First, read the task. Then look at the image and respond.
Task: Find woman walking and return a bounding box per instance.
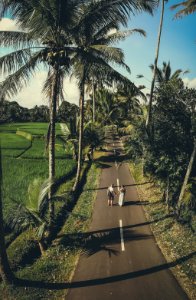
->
[118,185,126,207]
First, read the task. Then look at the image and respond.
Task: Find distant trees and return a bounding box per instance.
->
[29,105,49,122]
[86,84,143,129]
[0,100,78,124]
[149,61,187,85]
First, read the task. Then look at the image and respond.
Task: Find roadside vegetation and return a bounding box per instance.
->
[1,163,100,300]
[130,161,196,300]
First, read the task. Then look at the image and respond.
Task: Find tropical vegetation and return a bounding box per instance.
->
[0,0,195,299]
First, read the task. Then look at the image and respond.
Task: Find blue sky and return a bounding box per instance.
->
[0,0,195,107]
[117,0,196,92]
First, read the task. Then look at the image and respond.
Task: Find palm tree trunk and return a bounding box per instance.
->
[146,0,165,132]
[165,175,170,210]
[92,77,95,123]
[0,148,15,284]
[177,140,196,215]
[48,66,59,226]
[73,84,85,191]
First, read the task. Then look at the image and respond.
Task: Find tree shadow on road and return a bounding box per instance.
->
[123,200,150,206]
[58,228,152,258]
[13,251,195,290]
[83,182,151,192]
[56,214,173,245]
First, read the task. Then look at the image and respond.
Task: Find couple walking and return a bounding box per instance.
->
[107,184,126,207]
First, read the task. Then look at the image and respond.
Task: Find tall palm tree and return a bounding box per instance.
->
[0,0,157,197]
[0,147,15,284]
[171,0,196,18]
[0,0,83,225]
[114,83,145,125]
[149,61,188,84]
[70,0,153,190]
[72,21,146,190]
[146,0,168,133]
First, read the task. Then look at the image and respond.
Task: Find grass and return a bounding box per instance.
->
[1,163,101,300]
[1,122,76,226]
[2,156,76,221]
[129,161,196,300]
[1,132,31,157]
[0,122,62,136]
[20,137,66,159]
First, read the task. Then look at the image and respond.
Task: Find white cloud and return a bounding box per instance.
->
[0,18,20,31]
[1,70,80,108]
[10,71,80,108]
[183,77,196,89]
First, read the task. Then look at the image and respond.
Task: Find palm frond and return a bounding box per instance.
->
[0,50,44,98]
[38,178,53,213]
[60,122,70,139]
[171,0,196,18]
[77,0,156,37]
[0,30,39,49]
[28,178,44,211]
[0,48,32,74]
[36,222,47,240]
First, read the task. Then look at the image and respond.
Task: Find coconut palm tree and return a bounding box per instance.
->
[0,147,15,284]
[71,0,149,190]
[0,0,85,226]
[149,61,188,85]
[146,0,168,133]
[0,0,157,201]
[114,83,145,120]
[171,0,196,18]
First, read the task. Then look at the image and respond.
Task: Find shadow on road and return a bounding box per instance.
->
[58,228,152,258]
[13,251,195,290]
[56,214,173,245]
[83,182,152,192]
[60,181,152,194]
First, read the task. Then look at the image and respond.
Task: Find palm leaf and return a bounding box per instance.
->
[0,50,44,98]
[0,30,39,49]
[96,28,146,45]
[36,222,47,240]
[0,48,33,74]
[171,0,196,18]
[38,178,53,214]
[60,123,70,139]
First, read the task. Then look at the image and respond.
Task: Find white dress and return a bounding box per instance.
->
[119,192,125,206]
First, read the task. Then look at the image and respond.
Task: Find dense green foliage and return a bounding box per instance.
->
[0,100,78,124]
[125,78,196,225]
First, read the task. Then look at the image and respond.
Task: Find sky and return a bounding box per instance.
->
[0,0,195,108]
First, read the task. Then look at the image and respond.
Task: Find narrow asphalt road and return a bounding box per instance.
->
[66,135,189,300]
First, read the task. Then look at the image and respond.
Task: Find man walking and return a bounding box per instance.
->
[107,184,116,206]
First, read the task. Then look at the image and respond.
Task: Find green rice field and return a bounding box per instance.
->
[0,122,76,221]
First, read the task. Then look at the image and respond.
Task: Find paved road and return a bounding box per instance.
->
[66,136,188,300]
